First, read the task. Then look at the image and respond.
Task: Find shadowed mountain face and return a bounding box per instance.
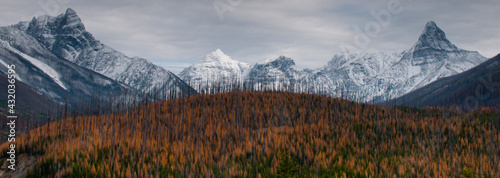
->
[0,73,54,113]
[5,8,488,104]
[12,8,196,97]
[305,21,486,102]
[387,54,500,111]
[0,26,132,104]
[246,56,312,91]
[411,21,459,65]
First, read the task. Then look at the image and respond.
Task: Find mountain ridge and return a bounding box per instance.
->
[375,21,487,101]
[12,8,196,97]
[385,53,500,110]
[0,26,133,104]
[6,9,489,103]
[179,49,250,92]
[180,21,487,102]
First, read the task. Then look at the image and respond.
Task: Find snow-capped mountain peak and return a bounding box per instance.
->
[13,8,93,62]
[11,8,195,96]
[203,49,237,63]
[405,21,464,66]
[179,49,250,91]
[256,56,296,70]
[371,21,487,102]
[256,57,277,65]
[198,49,250,70]
[414,21,458,52]
[178,21,486,101]
[19,8,85,33]
[64,8,78,16]
[246,56,312,91]
[0,26,132,104]
[61,8,84,29]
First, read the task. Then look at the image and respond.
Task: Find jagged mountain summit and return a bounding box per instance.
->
[180,21,487,102]
[307,21,486,102]
[246,56,312,91]
[387,54,500,110]
[180,50,313,92]
[372,21,486,102]
[307,51,401,99]
[0,26,132,104]
[12,8,195,97]
[179,49,250,92]
[413,21,459,56]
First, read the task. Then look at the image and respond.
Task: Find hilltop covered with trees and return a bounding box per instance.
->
[1,91,499,177]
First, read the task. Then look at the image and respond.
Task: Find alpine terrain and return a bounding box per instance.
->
[11,8,195,97]
[0,26,132,104]
[387,54,500,110]
[370,21,487,102]
[179,49,250,92]
[312,21,486,102]
[180,21,487,102]
[246,56,312,91]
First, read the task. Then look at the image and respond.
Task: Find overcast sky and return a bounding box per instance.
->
[1,0,499,74]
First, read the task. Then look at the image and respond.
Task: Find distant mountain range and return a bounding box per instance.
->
[371,21,486,102]
[0,26,131,104]
[10,8,195,97]
[246,56,312,91]
[0,8,494,109]
[180,21,487,102]
[386,54,500,110]
[0,8,196,106]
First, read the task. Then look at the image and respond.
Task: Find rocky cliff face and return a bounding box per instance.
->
[12,8,195,97]
[246,56,312,91]
[178,49,250,92]
[180,21,487,102]
[0,26,132,104]
[371,21,486,102]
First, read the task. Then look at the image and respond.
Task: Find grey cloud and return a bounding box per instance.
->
[1,0,499,74]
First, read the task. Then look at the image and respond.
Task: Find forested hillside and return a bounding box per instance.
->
[1,91,499,177]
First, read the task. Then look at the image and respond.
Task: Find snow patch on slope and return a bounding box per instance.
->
[0,59,22,81]
[1,40,67,90]
[179,49,251,91]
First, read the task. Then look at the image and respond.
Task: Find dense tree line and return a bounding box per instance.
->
[0,91,499,177]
